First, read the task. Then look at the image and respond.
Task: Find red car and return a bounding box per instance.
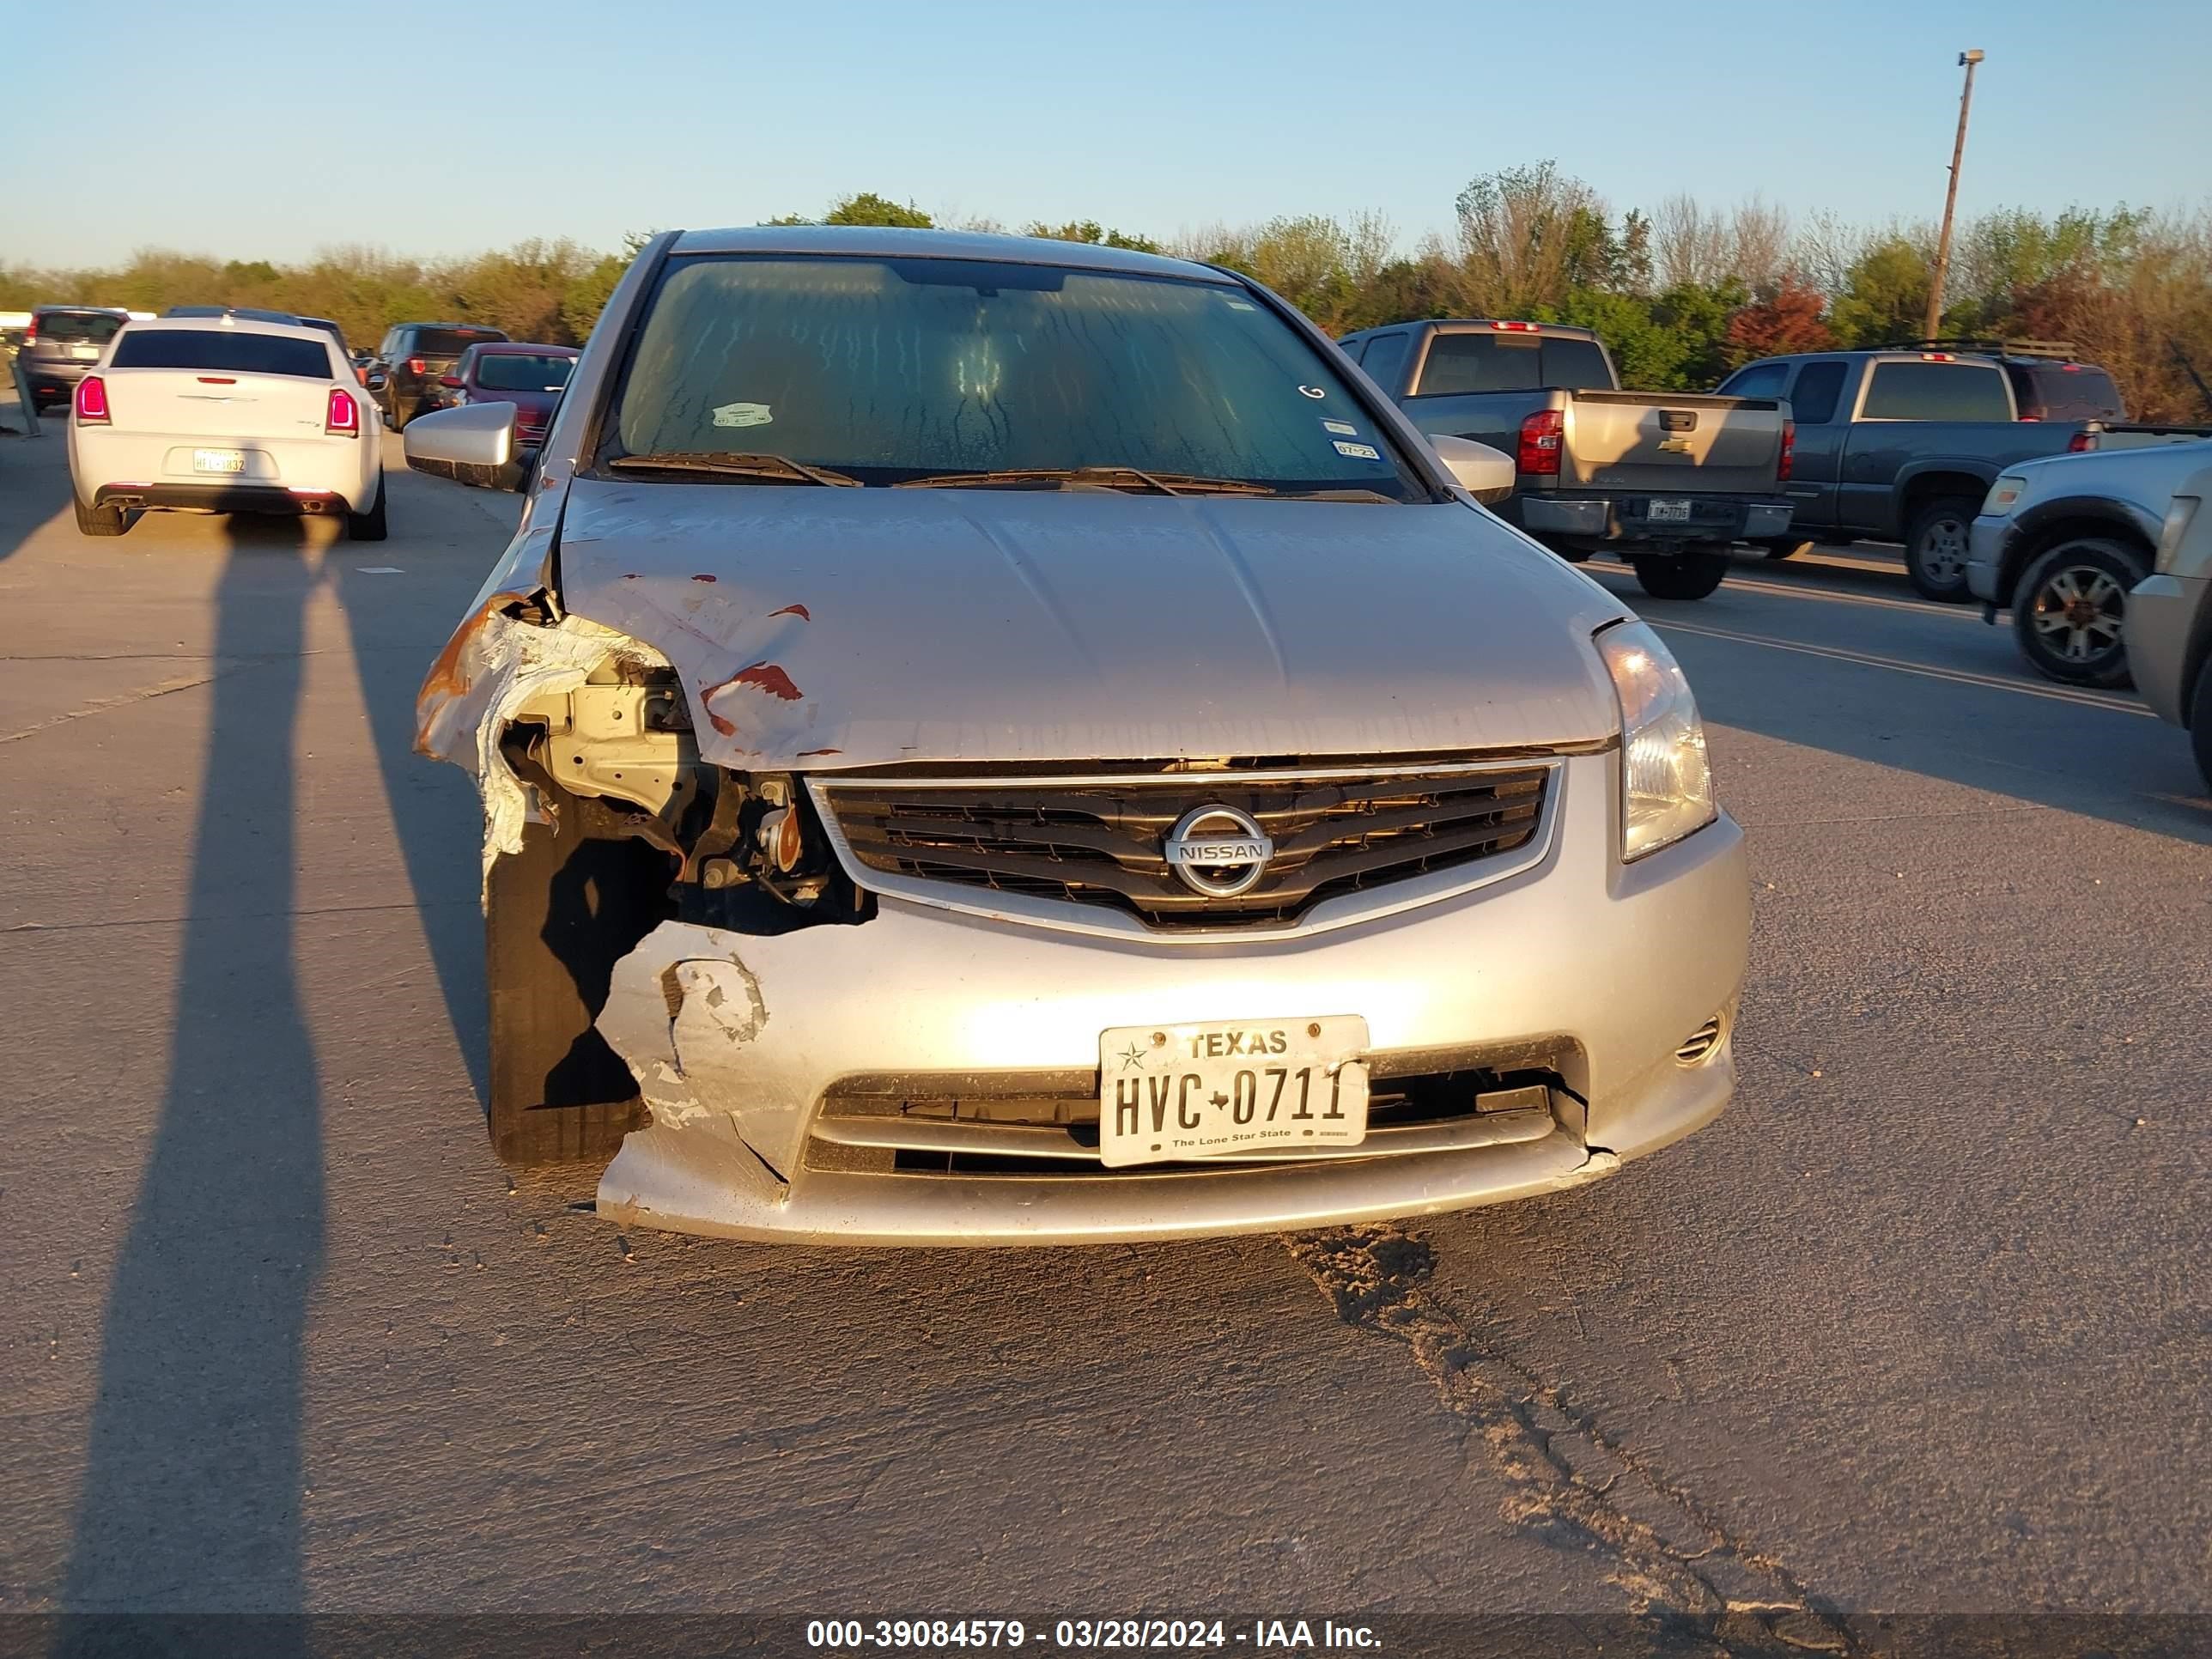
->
[423,342,579,449]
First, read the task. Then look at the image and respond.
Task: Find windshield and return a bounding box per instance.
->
[475,353,574,392]
[40,311,126,345]
[605,255,1425,496]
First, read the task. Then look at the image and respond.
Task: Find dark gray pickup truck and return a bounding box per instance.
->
[1341,319,1794,600]
[1713,347,2135,600]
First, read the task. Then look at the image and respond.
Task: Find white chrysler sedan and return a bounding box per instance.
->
[67,313,386,539]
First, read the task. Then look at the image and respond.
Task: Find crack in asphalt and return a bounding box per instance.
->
[0,654,298,746]
[1284,1224,1862,1657]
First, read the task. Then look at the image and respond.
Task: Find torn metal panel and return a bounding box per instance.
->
[552,479,1633,773]
[420,601,682,891]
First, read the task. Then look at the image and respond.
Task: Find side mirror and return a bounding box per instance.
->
[1429,434,1516,505]
[404,402,526,490]
[440,374,464,389]
[363,369,388,392]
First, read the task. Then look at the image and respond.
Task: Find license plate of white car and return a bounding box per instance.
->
[1648,498,1692,522]
[192,449,246,474]
[1097,1016,1370,1168]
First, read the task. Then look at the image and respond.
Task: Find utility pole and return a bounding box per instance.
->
[1923,49,1984,340]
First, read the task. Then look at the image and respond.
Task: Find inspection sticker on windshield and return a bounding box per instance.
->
[1321,418,1359,436]
[712,402,773,428]
[1098,1016,1370,1168]
[1332,440,1382,461]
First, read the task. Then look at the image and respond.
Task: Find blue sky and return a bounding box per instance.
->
[8,0,2208,267]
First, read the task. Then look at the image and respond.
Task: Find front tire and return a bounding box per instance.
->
[1630,548,1731,600]
[74,495,130,537]
[347,472,389,541]
[1904,495,1979,601]
[484,792,675,1166]
[2012,536,2146,689]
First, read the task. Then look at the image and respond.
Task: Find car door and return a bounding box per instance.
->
[1838,356,2013,534]
[1777,359,1851,532]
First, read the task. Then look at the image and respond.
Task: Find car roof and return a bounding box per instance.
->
[35,304,130,317]
[666,223,1230,283]
[465,340,579,355]
[397,320,506,331]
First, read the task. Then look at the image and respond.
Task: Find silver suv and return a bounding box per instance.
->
[404,227,1750,1246]
[18,306,130,410]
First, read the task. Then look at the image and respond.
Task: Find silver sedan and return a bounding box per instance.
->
[404,226,1750,1246]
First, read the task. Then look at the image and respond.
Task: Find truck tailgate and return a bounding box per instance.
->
[1565,391,1786,493]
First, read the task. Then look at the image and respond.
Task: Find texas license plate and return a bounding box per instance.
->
[1097,1016,1370,1168]
[192,448,246,474]
[1647,498,1692,522]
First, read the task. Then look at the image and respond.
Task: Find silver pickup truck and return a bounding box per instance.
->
[1340,319,1794,600]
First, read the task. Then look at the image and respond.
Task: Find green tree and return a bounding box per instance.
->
[765,191,933,229]
[824,192,933,228]
[1829,238,1932,345]
[1024,220,1161,253]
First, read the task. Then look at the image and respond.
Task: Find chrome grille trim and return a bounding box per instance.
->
[808,757,1566,943]
[811,1105,1556,1164]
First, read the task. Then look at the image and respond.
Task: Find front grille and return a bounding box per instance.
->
[818,763,1551,930]
[805,1064,1569,1179]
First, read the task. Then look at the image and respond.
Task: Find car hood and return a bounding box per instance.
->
[2008,437,2212,507]
[550,479,1631,770]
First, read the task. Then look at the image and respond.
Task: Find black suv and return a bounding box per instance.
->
[370,322,508,430]
[19,306,131,409]
[1927,338,2126,422]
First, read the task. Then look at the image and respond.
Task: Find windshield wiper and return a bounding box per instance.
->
[893,466,1280,497]
[607,451,861,487]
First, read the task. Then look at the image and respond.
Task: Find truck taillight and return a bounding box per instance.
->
[1778,420,1795,483]
[75,375,111,424]
[326,387,360,436]
[1516,409,1564,475]
[407,356,426,375]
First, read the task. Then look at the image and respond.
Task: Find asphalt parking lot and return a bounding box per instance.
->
[1,417,2206,1646]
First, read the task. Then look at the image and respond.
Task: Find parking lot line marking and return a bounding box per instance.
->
[1647,617,2155,716]
[1589,563,1975,620]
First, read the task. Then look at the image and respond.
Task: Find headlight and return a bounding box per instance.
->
[1596,621,1715,861]
[2154,495,2200,574]
[1982,474,2029,517]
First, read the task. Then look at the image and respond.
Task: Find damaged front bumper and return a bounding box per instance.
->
[591,754,1750,1246]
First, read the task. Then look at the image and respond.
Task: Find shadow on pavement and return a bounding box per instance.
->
[0,404,66,564]
[334,530,492,1109]
[1605,565,2212,847]
[54,515,323,1647]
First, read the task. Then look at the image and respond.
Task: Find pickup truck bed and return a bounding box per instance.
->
[1340,319,1793,600]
